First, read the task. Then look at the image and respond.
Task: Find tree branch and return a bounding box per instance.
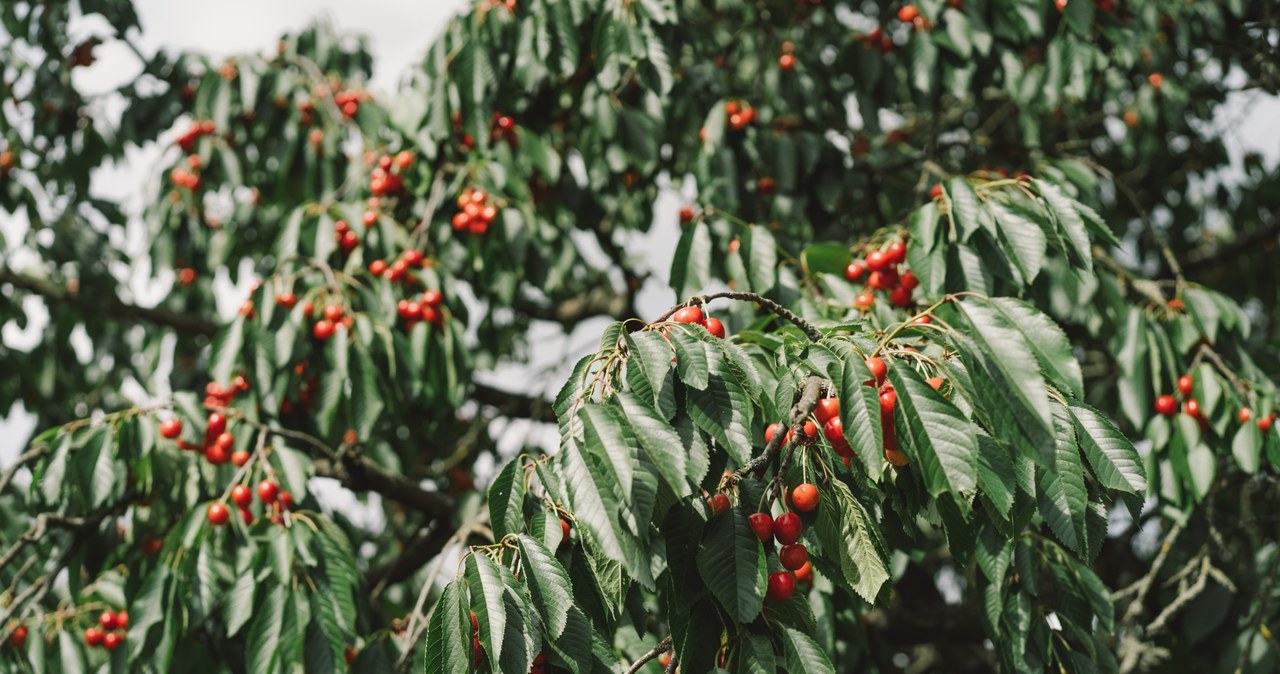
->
[1184,217,1280,275]
[654,291,824,342]
[471,383,554,422]
[624,636,672,674]
[0,267,219,337]
[512,283,632,327]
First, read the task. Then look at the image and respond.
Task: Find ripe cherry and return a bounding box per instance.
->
[1239,407,1252,424]
[1183,398,1201,417]
[207,502,230,526]
[673,306,704,324]
[313,320,336,340]
[898,5,920,23]
[748,513,774,543]
[421,290,444,308]
[276,292,297,308]
[794,561,814,584]
[100,611,118,631]
[823,416,847,445]
[774,512,803,545]
[470,611,479,634]
[160,418,182,439]
[704,317,726,339]
[402,249,424,266]
[679,206,694,223]
[369,260,387,277]
[845,261,866,281]
[231,485,252,508]
[766,571,796,601]
[890,286,913,308]
[473,637,484,667]
[117,611,129,630]
[103,632,123,651]
[1177,375,1194,396]
[1154,394,1177,417]
[764,423,785,445]
[279,491,294,510]
[710,493,731,514]
[779,54,796,70]
[207,412,227,437]
[855,293,875,310]
[868,270,895,290]
[779,544,809,571]
[887,241,907,264]
[865,357,888,384]
[8,625,26,649]
[865,250,890,271]
[258,480,280,504]
[1148,73,1164,89]
[930,184,943,200]
[345,646,357,665]
[885,447,910,466]
[205,443,230,465]
[1260,415,1275,433]
[323,305,343,322]
[1168,298,1184,311]
[791,484,819,512]
[900,270,919,291]
[85,627,104,647]
[239,506,253,525]
[926,376,944,391]
[879,389,897,416]
[231,450,250,467]
[814,397,840,424]
[560,519,571,545]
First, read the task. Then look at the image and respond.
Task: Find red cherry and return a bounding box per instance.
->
[85,627,104,647]
[231,450,250,467]
[880,389,897,416]
[748,513,774,543]
[822,416,845,444]
[1148,73,1164,89]
[900,271,919,291]
[791,484,819,512]
[206,412,227,437]
[710,493,731,514]
[898,5,920,23]
[927,376,944,391]
[930,184,943,200]
[855,293,875,310]
[103,632,123,651]
[560,519,571,545]
[302,301,314,317]
[345,646,357,665]
[362,211,377,227]
[421,305,443,326]
[814,397,840,424]
[160,418,183,439]
[402,249,424,266]
[421,290,444,308]
[258,480,280,504]
[1177,375,1194,396]
[313,320,336,340]
[275,292,296,308]
[779,54,796,70]
[214,432,234,451]
[279,491,294,510]
[868,270,895,290]
[865,250,889,271]
[845,261,866,281]
[779,544,809,571]
[239,506,253,525]
[99,611,118,631]
[679,206,695,223]
[204,443,230,465]
[766,571,796,601]
[231,485,252,508]
[1260,415,1275,433]
[774,512,803,545]
[764,423,785,445]
[1239,407,1252,424]
[1168,298,1184,311]
[117,611,129,630]
[672,306,704,324]
[794,561,814,584]
[323,305,343,322]
[1184,398,1201,418]
[865,357,888,384]
[1154,394,1177,416]
[8,625,26,649]
[887,241,907,264]
[207,503,230,526]
[470,611,479,634]
[369,259,388,276]
[890,286,913,307]
[473,637,484,667]
[704,317,726,339]
[885,447,910,467]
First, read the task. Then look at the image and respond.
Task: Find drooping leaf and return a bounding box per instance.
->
[695,507,766,624]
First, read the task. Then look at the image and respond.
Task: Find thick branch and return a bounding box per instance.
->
[1184,217,1280,275]
[366,523,454,596]
[471,383,554,421]
[0,267,219,336]
[512,283,632,327]
[655,291,824,342]
[733,375,824,480]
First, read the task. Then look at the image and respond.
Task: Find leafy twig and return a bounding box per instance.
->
[654,291,823,342]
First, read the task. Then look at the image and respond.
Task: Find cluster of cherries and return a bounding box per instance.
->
[490,112,518,147]
[159,377,252,466]
[174,119,216,152]
[334,218,362,254]
[304,302,354,341]
[671,305,727,339]
[725,101,757,132]
[334,88,370,118]
[1155,374,1276,432]
[755,486,819,601]
[207,477,292,527]
[451,188,500,235]
[368,150,413,196]
[84,610,128,651]
[845,241,917,310]
[169,154,202,191]
[396,289,446,330]
[897,4,932,30]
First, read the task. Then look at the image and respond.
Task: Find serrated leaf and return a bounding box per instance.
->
[976,434,1016,516]
[827,342,883,481]
[1035,180,1093,271]
[517,535,574,638]
[671,221,712,298]
[489,461,526,542]
[1233,421,1261,474]
[670,326,711,390]
[695,507,765,624]
[1037,405,1088,553]
[426,580,473,674]
[210,318,245,384]
[815,481,890,603]
[989,200,1047,284]
[889,366,978,499]
[777,627,835,674]
[247,584,285,674]
[1069,401,1146,493]
[225,572,256,637]
[466,553,507,666]
[626,331,676,418]
[616,392,690,496]
[988,298,1083,399]
[686,362,755,467]
[747,225,778,294]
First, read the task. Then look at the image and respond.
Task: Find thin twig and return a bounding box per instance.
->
[624,636,673,674]
[653,291,823,342]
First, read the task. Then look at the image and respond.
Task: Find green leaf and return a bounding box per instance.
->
[86,428,116,508]
[1037,405,1088,554]
[210,318,245,384]
[777,626,835,674]
[976,434,1016,516]
[517,535,574,639]
[687,363,755,467]
[616,392,691,496]
[671,221,712,298]
[988,200,1047,284]
[1034,179,1093,271]
[746,225,778,294]
[987,298,1083,399]
[815,481,890,603]
[225,571,256,637]
[736,633,777,674]
[695,507,766,624]
[888,366,978,500]
[1069,401,1147,493]
[350,346,384,439]
[670,326,711,390]
[801,242,851,277]
[466,552,507,666]
[947,177,982,241]
[247,584,285,674]
[827,342,883,481]
[1232,421,1261,474]
[626,331,676,418]
[426,580,473,674]
[489,461,527,542]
